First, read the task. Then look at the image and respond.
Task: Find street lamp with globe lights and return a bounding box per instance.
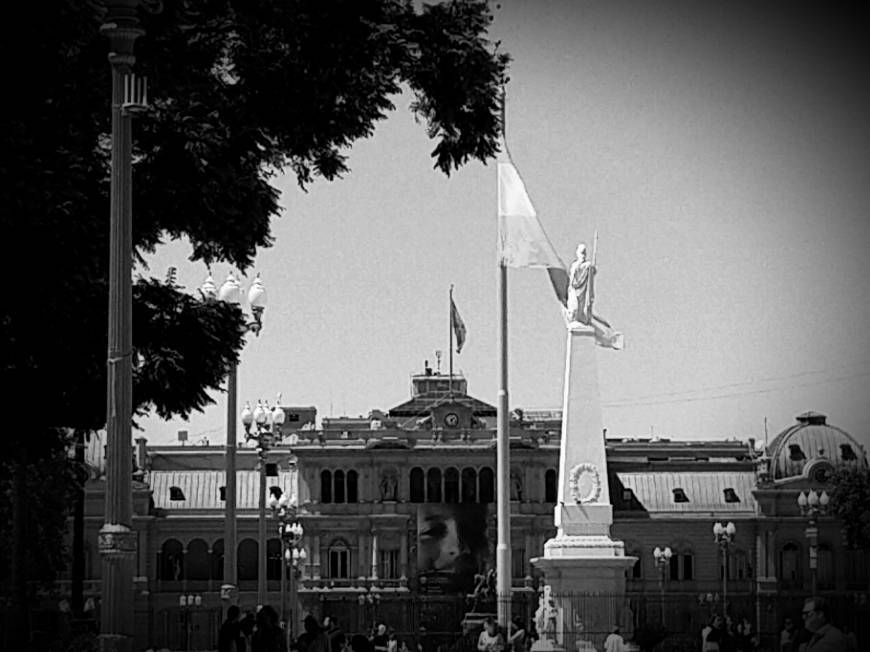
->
[269,491,306,645]
[200,270,268,610]
[653,546,673,625]
[713,522,736,618]
[797,490,830,595]
[240,393,286,608]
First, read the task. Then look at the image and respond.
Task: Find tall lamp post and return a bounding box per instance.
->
[713,522,736,619]
[653,546,672,626]
[242,393,285,607]
[797,490,830,595]
[98,3,157,650]
[202,271,267,610]
[270,494,306,646]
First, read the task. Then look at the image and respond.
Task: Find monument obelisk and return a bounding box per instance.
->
[531,240,635,652]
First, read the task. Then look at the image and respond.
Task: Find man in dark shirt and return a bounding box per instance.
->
[218,605,246,652]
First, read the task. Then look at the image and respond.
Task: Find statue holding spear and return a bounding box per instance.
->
[565,233,623,349]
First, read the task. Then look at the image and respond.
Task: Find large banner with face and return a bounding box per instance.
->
[417,503,489,594]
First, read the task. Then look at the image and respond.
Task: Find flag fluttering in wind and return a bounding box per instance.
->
[451,295,466,354]
[497,161,569,306]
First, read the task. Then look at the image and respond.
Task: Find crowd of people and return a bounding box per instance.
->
[218,610,541,652]
[700,598,859,652]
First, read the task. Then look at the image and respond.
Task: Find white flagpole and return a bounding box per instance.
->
[496,89,512,631]
[449,284,454,396]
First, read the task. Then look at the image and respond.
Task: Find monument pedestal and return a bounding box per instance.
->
[532,326,636,652]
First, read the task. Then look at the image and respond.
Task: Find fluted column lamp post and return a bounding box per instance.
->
[201,272,267,610]
[98,2,158,650]
[713,522,736,618]
[242,392,285,607]
[797,490,829,595]
[653,546,672,626]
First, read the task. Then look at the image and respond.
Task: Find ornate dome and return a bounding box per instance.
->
[768,411,866,481]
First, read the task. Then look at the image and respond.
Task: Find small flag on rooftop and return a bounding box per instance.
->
[451,294,466,354]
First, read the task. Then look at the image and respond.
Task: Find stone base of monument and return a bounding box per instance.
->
[461,612,496,635]
[532,548,636,652]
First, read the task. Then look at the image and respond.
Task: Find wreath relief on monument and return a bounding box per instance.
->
[568,463,601,504]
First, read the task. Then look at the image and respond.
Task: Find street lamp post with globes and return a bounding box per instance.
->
[713,522,736,619]
[797,489,830,595]
[242,393,286,607]
[200,271,268,610]
[270,490,306,645]
[653,546,672,626]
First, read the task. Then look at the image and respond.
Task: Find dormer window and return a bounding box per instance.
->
[673,488,689,503]
[841,444,857,461]
[269,486,283,500]
[219,486,226,501]
[788,444,806,461]
[723,488,740,503]
[266,463,278,477]
[169,486,185,501]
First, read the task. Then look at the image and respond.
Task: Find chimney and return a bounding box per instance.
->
[134,437,148,473]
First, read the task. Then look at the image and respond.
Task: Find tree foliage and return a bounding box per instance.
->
[0,0,509,614]
[829,466,870,549]
[2,0,509,443]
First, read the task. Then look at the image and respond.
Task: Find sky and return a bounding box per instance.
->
[138,1,870,453]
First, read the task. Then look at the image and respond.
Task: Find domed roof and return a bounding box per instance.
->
[768,411,866,481]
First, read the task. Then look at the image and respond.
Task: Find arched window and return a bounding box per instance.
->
[779,542,801,589]
[334,470,346,504]
[321,470,332,504]
[238,538,259,581]
[159,539,184,581]
[444,468,460,503]
[461,467,478,503]
[186,538,210,581]
[845,548,870,589]
[346,470,358,503]
[410,468,425,503]
[731,549,751,580]
[426,468,442,503]
[682,551,694,580]
[267,538,282,581]
[669,553,680,581]
[544,469,557,503]
[479,467,495,503]
[211,539,224,581]
[818,543,834,589]
[327,540,350,579]
[626,547,642,579]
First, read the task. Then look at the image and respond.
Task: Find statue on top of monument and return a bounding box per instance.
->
[564,236,624,350]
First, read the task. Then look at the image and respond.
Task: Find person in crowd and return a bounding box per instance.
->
[507,617,526,652]
[323,616,346,652]
[295,614,330,652]
[704,614,734,652]
[603,624,626,652]
[477,617,506,652]
[417,625,437,652]
[219,605,246,652]
[800,597,848,652]
[780,617,796,652]
[241,611,258,652]
[252,605,284,652]
[387,630,399,652]
[372,623,390,652]
[841,624,858,652]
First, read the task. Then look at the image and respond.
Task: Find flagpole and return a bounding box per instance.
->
[449,285,454,397]
[496,260,511,630]
[495,85,511,631]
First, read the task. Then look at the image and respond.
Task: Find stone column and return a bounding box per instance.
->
[312,534,321,581]
[399,530,409,585]
[371,530,379,580]
[531,326,635,652]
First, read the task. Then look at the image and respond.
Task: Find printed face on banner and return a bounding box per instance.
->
[417,503,488,594]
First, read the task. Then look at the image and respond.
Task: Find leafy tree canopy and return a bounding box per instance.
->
[829,466,870,550]
[1,0,509,447]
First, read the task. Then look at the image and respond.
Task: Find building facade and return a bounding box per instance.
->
[65,364,870,649]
